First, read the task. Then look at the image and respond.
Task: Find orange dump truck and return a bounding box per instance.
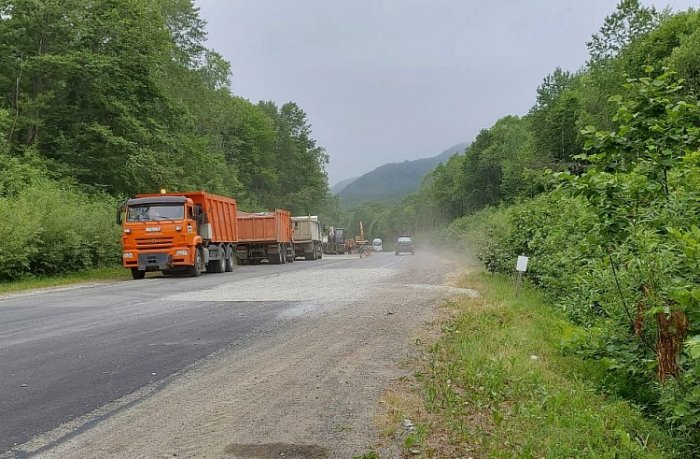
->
[236,209,294,264]
[119,191,238,279]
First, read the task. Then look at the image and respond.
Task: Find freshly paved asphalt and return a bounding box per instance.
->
[0,259,349,455]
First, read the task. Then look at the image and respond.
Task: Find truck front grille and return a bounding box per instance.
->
[135,237,174,249]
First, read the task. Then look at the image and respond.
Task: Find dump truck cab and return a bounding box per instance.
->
[120,195,199,278]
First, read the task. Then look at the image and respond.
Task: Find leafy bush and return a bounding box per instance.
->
[0,176,120,281]
[446,71,700,450]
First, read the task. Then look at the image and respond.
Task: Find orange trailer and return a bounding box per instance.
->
[119,191,238,279]
[236,209,294,264]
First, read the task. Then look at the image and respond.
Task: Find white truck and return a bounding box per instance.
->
[292,216,323,260]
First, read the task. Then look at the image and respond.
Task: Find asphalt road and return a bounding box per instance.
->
[0,253,414,457]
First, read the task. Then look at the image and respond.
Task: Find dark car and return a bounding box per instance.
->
[395,236,415,255]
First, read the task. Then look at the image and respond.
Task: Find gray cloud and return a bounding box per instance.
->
[197,0,698,184]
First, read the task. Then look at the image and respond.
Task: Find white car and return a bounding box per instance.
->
[372,238,383,252]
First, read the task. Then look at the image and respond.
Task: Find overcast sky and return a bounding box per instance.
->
[196,0,698,185]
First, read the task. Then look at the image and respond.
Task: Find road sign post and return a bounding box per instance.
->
[515,255,529,298]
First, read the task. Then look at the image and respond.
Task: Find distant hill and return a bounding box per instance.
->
[337,143,468,207]
[330,176,358,195]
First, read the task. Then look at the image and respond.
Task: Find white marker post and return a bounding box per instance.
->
[515,255,529,297]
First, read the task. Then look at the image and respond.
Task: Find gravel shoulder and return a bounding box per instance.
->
[17,252,468,459]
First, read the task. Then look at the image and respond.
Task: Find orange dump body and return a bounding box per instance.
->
[179,192,238,243]
[237,209,292,244]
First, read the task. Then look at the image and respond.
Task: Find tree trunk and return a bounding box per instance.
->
[656,309,688,383]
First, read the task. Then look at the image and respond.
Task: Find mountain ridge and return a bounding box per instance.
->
[330,176,358,195]
[337,143,468,207]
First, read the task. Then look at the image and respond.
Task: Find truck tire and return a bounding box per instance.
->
[189,247,203,277]
[209,256,225,273]
[208,247,225,273]
[287,246,294,263]
[268,245,281,264]
[131,268,145,280]
[225,246,235,272]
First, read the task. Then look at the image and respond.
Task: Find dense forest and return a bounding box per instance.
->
[0,0,331,280]
[359,1,700,450]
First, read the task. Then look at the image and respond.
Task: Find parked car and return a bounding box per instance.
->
[395,236,415,255]
[372,238,383,252]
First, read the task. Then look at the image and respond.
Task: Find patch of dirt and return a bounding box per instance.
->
[224,443,328,458]
[18,252,467,459]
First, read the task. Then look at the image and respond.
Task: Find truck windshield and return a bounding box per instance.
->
[127,204,184,222]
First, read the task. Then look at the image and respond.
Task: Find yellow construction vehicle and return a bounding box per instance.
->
[355,221,371,257]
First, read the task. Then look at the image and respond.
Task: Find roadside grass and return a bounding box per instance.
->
[0,266,128,295]
[382,272,680,458]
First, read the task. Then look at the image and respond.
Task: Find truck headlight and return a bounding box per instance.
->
[123,252,134,259]
[175,249,188,256]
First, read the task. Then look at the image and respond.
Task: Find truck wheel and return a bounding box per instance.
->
[131,268,145,280]
[208,248,225,273]
[189,248,203,277]
[225,246,235,272]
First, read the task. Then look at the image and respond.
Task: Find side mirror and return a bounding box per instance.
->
[116,204,125,225]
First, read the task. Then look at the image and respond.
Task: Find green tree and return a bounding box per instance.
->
[530,69,583,164]
[0,0,187,193]
[587,0,660,64]
[257,101,330,214]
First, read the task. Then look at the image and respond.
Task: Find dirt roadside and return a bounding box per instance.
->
[21,252,472,459]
